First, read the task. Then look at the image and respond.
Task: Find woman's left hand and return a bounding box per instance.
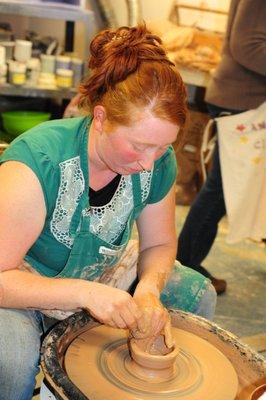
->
[132,288,173,349]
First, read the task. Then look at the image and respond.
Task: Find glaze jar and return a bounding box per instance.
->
[40,54,55,74]
[14,40,32,63]
[0,63,7,84]
[8,61,27,85]
[38,72,57,89]
[56,68,73,88]
[26,58,41,86]
[55,55,71,70]
[0,41,15,61]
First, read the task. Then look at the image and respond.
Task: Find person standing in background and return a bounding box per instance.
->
[177,0,266,294]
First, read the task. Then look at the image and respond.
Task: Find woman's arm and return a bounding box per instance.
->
[0,161,46,270]
[135,183,176,294]
[133,184,176,338]
[230,0,266,75]
[0,161,141,329]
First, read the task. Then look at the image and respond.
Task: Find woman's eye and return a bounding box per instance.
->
[132,144,168,153]
[133,144,145,152]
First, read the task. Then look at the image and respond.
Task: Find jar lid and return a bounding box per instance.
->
[15,39,32,47]
[56,68,73,77]
[0,41,15,47]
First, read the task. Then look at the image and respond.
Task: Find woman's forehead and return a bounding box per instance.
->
[111,115,179,145]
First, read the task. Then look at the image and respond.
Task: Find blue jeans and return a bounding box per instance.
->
[177,104,242,274]
[0,309,56,400]
[0,275,216,400]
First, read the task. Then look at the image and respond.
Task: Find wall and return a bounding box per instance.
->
[109,0,174,25]
[0,0,231,59]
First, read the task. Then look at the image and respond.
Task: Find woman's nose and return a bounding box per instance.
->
[139,150,156,171]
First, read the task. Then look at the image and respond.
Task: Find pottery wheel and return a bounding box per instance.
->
[64,325,238,399]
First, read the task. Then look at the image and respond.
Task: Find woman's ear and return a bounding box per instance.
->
[93,105,106,134]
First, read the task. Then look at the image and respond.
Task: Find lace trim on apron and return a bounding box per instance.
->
[50,158,152,247]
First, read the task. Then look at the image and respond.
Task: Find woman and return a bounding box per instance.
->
[0,25,216,400]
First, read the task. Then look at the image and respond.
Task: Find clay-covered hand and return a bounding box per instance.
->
[131,291,174,351]
[84,282,142,330]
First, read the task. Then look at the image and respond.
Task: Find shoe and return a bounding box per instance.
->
[195,265,227,295]
[210,276,227,295]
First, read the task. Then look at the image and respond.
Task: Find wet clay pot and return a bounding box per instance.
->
[128,338,179,382]
[41,310,266,400]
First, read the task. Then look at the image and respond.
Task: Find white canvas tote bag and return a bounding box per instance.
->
[217,102,266,243]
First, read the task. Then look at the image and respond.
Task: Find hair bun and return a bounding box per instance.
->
[89,29,116,69]
[81,24,175,109]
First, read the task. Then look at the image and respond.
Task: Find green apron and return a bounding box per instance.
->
[56,178,142,280]
[55,130,145,280]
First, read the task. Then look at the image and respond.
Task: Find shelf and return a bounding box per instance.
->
[0,1,97,104]
[0,83,77,100]
[0,1,94,22]
[0,1,96,59]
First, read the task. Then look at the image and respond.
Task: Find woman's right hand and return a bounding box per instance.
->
[82,282,143,330]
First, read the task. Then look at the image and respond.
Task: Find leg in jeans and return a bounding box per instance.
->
[0,308,43,400]
[160,261,217,320]
[176,103,242,293]
[177,143,226,271]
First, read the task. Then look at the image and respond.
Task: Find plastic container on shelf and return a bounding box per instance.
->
[0,41,15,61]
[8,61,27,85]
[56,68,73,88]
[55,55,71,70]
[26,57,41,86]
[38,72,57,89]
[0,63,7,84]
[40,54,56,74]
[14,40,32,63]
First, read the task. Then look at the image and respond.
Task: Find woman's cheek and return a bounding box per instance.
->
[119,149,139,163]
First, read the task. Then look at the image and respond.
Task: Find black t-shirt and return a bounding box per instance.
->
[89,174,121,206]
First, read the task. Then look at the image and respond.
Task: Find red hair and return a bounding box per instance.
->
[79,24,187,128]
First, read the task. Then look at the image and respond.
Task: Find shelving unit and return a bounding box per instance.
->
[0,82,77,100]
[0,1,96,100]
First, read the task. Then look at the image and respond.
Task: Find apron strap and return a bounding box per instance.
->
[69,192,89,236]
[131,173,143,208]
